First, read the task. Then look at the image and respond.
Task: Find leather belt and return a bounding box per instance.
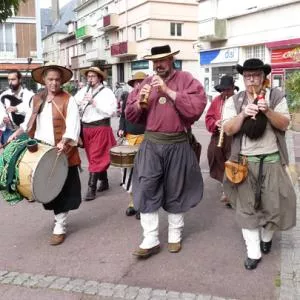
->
[82,118,110,128]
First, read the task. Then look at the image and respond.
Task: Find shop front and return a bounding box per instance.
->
[266,38,300,91]
[199,47,239,100]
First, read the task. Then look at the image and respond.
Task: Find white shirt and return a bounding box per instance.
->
[0,87,34,131]
[74,84,117,123]
[21,95,80,146]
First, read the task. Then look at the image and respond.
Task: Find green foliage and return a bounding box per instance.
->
[63,83,77,96]
[0,0,26,23]
[285,71,300,113]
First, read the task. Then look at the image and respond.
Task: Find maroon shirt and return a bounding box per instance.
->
[125,71,207,132]
[205,94,224,134]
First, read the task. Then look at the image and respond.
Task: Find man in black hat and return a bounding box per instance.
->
[125,45,207,258]
[222,58,296,270]
[0,70,34,145]
[205,75,238,207]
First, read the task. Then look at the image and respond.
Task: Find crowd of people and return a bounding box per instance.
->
[0,44,296,270]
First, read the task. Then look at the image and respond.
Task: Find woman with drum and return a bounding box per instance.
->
[117,72,147,219]
[8,63,81,246]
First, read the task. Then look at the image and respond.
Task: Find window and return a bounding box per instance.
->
[0,23,14,52]
[132,24,142,41]
[244,45,265,61]
[170,23,182,36]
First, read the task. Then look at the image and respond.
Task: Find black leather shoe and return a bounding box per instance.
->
[135,212,140,220]
[97,179,109,192]
[244,257,261,270]
[260,240,272,254]
[126,207,136,216]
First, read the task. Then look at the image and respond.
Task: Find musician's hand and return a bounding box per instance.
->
[139,84,151,100]
[257,99,269,113]
[118,130,124,138]
[6,106,17,113]
[151,75,167,93]
[215,120,221,128]
[83,93,93,104]
[244,103,259,117]
[7,132,17,143]
[3,116,10,124]
[56,140,66,154]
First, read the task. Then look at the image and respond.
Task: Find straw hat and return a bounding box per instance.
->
[143,45,180,61]
[31,62,73,85]
[236,58,271,76]
[127,72,147,87]
[81,66,107,80]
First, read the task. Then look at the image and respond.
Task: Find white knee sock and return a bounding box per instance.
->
[242,228,261,259]
[53,212,68,235]
[261,227,274,243]
[168,213,184,243]
[139,211,159,249]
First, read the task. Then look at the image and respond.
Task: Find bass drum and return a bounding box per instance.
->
[17,143,68,204]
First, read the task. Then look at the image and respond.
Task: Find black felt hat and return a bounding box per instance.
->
[214,75,239,93]
[236,58,271,75]
[144,45,180,60]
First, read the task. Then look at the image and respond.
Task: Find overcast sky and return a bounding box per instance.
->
[40,0,71,9]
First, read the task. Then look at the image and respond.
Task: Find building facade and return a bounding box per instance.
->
[0,0,43,91]
[197,0,300,99]
[73,0,200,89]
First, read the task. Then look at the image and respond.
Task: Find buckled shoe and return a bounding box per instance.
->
[260,240,272,254]
[132,245,160,259]
[168,242,182,253]
[49,234,66,246]
[244,257,261,270]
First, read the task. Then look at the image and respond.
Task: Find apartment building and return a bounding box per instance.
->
[73,0,200,88]
[197,0,300,98]
[42,0,77,66]
[0,0,43,91]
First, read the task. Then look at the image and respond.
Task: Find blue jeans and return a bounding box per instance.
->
[0,128,13,144]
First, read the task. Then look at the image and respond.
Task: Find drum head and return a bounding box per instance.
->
[110,145,139,154]
[32,148,68,204]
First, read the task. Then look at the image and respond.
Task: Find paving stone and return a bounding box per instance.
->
[196,295,212,300]
[167,291,180,299]
[152,289,167,297]
[12,273,31,285]
[181,292,196,299]
[83,280,99,295]
[98,287,114,297]
[33,275,57,288]
[125,286,140,299]
[63,278,86,292]
[49,277,71,290]
[0,271,8,277]
[1,272,19,284]
[23,274,46,288]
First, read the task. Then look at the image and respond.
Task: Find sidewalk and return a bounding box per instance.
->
[280,130,300,300]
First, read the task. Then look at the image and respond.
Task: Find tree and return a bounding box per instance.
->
[285,71,300,113]
[0,0,26,23]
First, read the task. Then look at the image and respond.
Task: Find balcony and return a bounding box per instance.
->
[75,25,94,40]
[0,43,17,59]
[110,41,137,58]
[102,14,119,32]
[198,18,227,42]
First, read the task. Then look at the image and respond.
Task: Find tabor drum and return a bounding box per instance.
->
[17,143,68,204]
[110,145,139,168]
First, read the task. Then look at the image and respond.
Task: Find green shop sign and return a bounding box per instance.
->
[131,60,149,70]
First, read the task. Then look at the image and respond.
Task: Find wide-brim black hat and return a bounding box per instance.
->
[236,58,271,75]
[214,75,239,93]
[144,45,180,61]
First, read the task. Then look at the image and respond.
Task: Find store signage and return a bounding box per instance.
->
[200,48,239,65]
[272,47,300,63]
[131,60,149,70]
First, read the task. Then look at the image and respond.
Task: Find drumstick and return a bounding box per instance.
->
[47,152,62,185]
[0,140,11,149]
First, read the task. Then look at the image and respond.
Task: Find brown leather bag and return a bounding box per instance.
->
[225,158,248,184]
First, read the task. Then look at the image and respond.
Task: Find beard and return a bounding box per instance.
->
[9,83,20,91]
[155,68,170,79]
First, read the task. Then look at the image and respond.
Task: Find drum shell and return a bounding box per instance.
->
[17,143,68,203]
[110,145,139,168]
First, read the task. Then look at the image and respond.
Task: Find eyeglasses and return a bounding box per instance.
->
[243,72,263,80]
